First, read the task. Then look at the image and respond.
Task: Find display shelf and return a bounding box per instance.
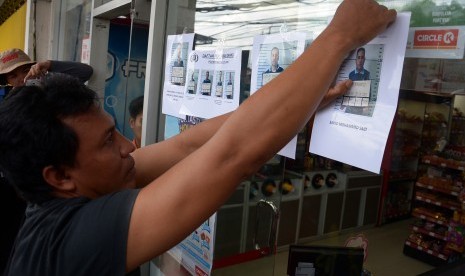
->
[406,139,465,267]
[416,180,460,197]
[411,225,447,241]
[412,208,448,225]
[415,192,461,211]
[404,240,449,261]
[422,155,465,171]
[397,74,465,267]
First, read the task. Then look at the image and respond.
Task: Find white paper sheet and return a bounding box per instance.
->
[162,33,195,118]
[179,48,242,119]
[310,13,411,174]
[250,32,307,159]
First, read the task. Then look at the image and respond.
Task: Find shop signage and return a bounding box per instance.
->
[413,29,458,48]
[402,1,465,59]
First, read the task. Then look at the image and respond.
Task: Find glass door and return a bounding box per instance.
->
[151,1,339,274]
[145,0,465,275]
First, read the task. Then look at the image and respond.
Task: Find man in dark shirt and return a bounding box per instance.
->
[0,48,93,274]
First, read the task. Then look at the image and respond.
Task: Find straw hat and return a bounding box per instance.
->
[0,49,35,84]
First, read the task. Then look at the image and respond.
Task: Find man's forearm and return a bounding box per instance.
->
[49,60,93,82]
[132,112,231,187]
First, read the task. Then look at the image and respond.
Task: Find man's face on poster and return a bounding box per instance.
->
[177,45,182,61]
[271,48,279,67]
[356,49,366,71]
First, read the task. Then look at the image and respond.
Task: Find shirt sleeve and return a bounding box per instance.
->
[49,60,93,83]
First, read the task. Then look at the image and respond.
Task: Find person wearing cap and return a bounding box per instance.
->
[0,48,93,88]
[0,48,93,272]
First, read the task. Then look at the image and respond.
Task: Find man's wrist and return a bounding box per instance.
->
[43,60,52,71]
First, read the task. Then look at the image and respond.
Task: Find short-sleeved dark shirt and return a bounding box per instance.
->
[4,189,140,276]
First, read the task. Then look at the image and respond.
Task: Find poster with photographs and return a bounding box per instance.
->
[310,13,411,174]
[250,32,306,159]
[179,48,242,119]
[333,44,385,117]
[162,33,195,118]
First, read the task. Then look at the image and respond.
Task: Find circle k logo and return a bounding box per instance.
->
[444,31,455,44]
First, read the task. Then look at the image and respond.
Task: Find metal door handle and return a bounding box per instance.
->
[253,199,279,256]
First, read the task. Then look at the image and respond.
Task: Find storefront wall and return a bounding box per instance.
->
[0,4,26,51]
[2,0,465,274]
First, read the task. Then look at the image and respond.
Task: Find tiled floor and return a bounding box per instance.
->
[213,218,435,276]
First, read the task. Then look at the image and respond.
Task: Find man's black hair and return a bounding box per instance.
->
[129,95,144,119]
[0,73,99,204]
[356,47,366,54]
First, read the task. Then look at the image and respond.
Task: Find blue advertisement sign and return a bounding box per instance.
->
[104,22,148,140]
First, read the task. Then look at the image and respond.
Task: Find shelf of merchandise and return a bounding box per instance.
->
[415,181,460,197]
[404,240,451,266]
[403,154,465,266]
[405,240,449,261]
[411,207,448,226]
[410,225,447,241]
[422,155,465,171]
[415,192,461,211]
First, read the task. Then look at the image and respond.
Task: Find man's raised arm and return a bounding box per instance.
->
[126,0,396,271]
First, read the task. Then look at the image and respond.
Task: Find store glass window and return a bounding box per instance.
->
[157,0,465,275]
[55,0,92,61]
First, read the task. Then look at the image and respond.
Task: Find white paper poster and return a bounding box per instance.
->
[250,32,307,159]
[162,33,195,118]
[179,48,242,119]
[169,215,216,276]
[310,13,411,174]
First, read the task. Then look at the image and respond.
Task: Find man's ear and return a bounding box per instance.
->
[129,117,135,129]
[42,165,76,192]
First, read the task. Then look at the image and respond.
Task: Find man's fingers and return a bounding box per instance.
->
[330,79,353,97]
[319,80,353,109]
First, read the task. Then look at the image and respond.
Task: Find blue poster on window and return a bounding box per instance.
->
[104,22,148,140]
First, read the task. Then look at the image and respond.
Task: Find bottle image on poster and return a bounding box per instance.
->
[162,33,195,119]
[179,48,242,119]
